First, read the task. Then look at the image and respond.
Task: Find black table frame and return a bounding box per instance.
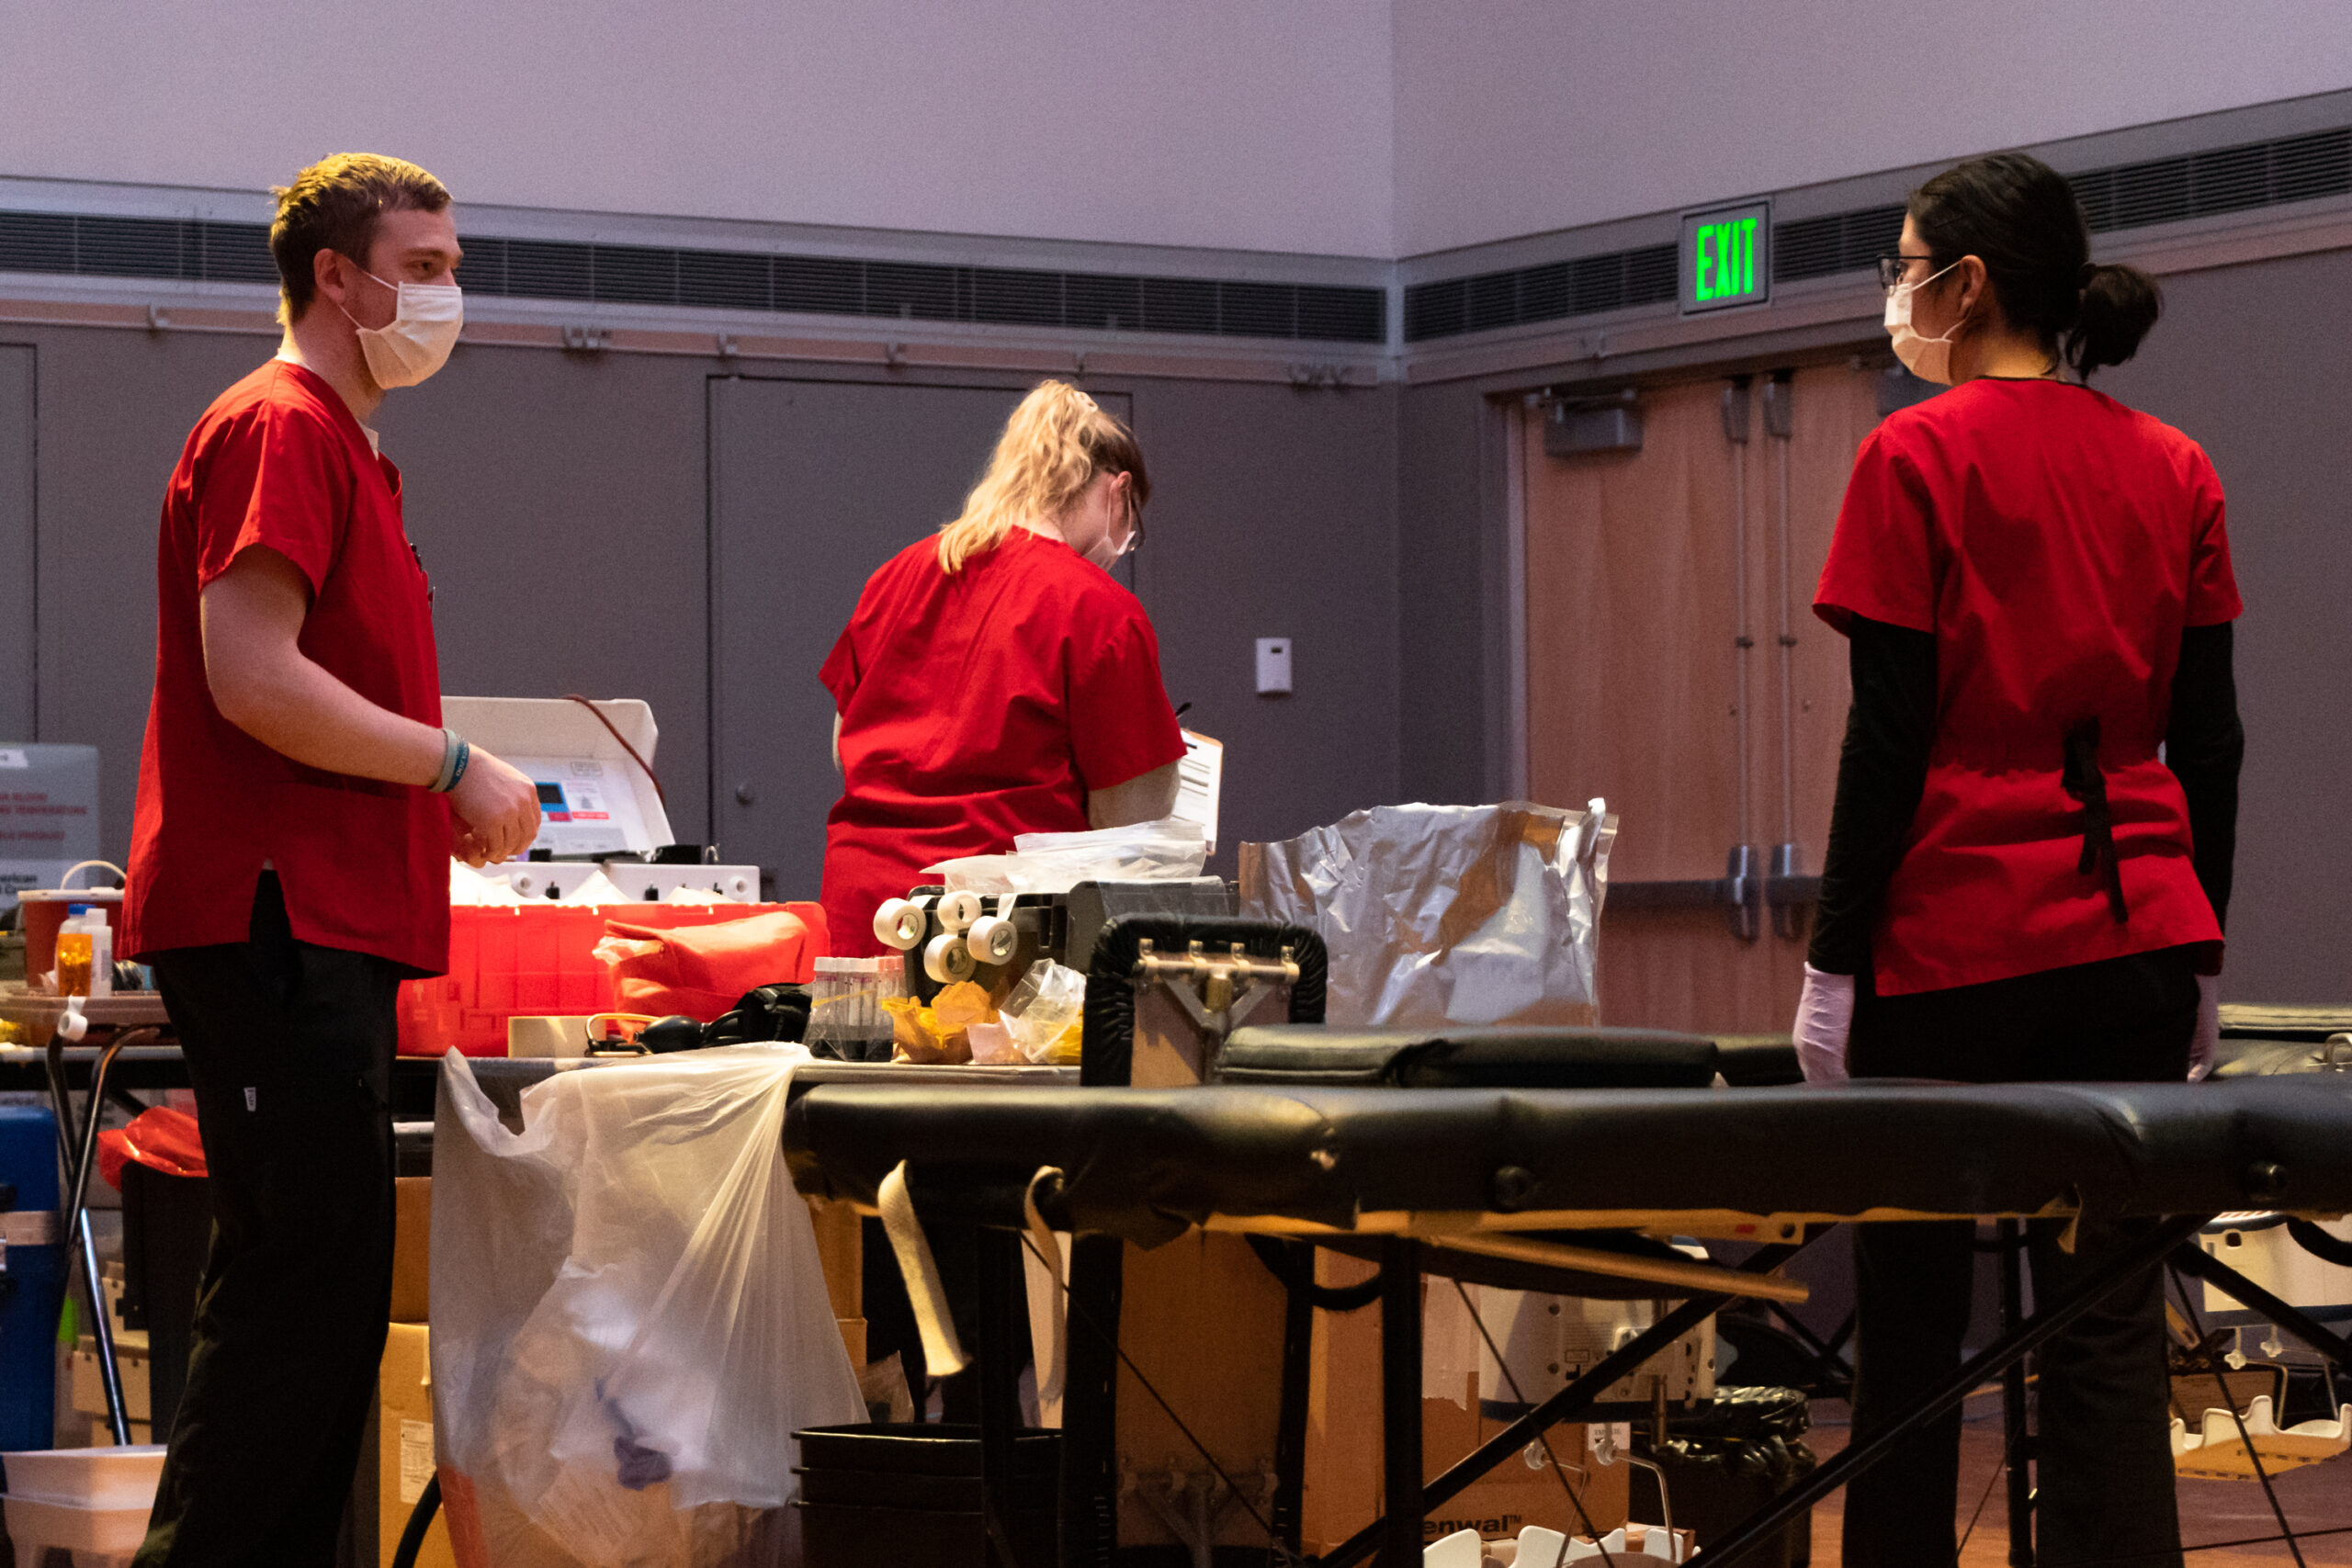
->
[947,1208,2222,1568]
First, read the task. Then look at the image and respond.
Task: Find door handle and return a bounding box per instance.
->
[734,782,756,807]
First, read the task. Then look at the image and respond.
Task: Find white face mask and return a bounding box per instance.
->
[338,265,463,389]
[1884,260,1963,384]
[1082,528,1133,571]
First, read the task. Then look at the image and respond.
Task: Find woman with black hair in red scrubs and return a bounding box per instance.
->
[1794,152,2244,1568]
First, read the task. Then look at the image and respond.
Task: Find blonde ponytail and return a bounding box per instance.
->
[936,380,1149,572]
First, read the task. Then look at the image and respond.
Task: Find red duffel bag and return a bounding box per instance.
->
[593,909,815,1022]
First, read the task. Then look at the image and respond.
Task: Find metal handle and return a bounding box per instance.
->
[1606,851,1821,939]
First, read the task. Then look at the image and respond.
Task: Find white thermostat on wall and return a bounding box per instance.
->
[1256,637,1293,695]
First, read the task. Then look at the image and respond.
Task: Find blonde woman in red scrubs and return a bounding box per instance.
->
[1794,153,2243,1568]
[820,380,1185,956]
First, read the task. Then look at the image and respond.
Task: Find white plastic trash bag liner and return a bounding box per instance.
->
[432,1046,864,1568]
[1238,800,1614,1029]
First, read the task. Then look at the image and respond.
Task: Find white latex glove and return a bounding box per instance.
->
[1793,964,1856,1084]
[2188,972,2221,1081]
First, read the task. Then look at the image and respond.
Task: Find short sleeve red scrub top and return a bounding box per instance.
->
[820,529,1186,957]
[123,361,451,976]
[1814,379,2242,996]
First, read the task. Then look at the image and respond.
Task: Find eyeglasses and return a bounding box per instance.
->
[1876,254,1943,293]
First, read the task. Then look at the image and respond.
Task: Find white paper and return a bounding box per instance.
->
[1171,730,1223,856]
[399,1418,435,1505]
[0,743,100,911]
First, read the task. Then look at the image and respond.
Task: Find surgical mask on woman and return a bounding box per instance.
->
[1885,260,1964,384]
[1082,527,1135,571]
[337,264,464,389]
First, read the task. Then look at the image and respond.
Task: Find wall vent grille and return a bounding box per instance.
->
[1403,243,1676,343]
[1777,126,2352,285]
[1772,205,1906,285]
[0,213,1386,345]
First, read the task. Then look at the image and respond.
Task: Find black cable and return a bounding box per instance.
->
[390,1473,442,1568]
[1018,1230,1286,1560]
[1245,1235,1384,1313]
[1450,1280,1616,1568]
[1952,1431,2013,1560]
[2288,1218,2352,1269]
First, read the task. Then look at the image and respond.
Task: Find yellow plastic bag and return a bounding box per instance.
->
[883,981,999,1065]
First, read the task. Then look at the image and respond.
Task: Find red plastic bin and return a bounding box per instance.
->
[397,900,829,1056]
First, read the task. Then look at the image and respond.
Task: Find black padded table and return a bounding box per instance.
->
[786,1077,2352,1240]
[782,1073,2352,1568]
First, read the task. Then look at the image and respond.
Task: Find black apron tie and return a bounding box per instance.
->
[2060,718,2129,924]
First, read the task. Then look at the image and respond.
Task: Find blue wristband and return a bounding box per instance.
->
[444,739,471,795]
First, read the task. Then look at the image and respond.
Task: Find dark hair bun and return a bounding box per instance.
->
[2069,263,2161,373]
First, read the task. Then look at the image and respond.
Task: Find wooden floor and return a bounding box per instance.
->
[1806,1399,2352,1566]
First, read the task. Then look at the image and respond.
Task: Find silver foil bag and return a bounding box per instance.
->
[1238,800,1614,1029]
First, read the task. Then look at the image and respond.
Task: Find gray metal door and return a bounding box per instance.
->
[707,378,1132,900]
[0,347,31,741]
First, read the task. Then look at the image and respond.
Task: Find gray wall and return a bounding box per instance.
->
[0,346,32,743]
[1396,381,1506,807]
[1130,375,1400,866]
[21,326,265,860]
[0,324,1398,897]
[2099,248,2352,1003]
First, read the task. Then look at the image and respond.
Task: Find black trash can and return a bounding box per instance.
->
[1628,1386,1817,1568]
[794,1423,1060,1568]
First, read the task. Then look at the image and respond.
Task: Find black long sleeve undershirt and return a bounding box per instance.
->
[2165,620,2245,930]
[1805,615,2243,977]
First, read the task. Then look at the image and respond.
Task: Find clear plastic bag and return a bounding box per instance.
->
[1238,800,1615,1029]
[1002,959,1086,1065]
[927,817,1207,897]
[432,1047,865,1568]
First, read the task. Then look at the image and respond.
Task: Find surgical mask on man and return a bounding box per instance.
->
[337,263,463,389]
[1884,260,1963,384]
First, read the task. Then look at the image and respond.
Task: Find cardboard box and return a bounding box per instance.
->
[392,1178,432,1324]
[1421,1378,1628,1546]
[70,1341,149,1425]
[380,1322,455,1568]
[1302,1258,1630,1556]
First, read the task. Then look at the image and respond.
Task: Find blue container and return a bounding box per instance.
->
[0,1105,64,1453]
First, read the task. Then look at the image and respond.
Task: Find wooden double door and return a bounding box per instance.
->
[1523,359,1895,1033]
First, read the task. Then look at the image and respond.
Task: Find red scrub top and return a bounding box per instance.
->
[820,529,1186,956]
[1815,378,2240,997]
[124,360,451,975]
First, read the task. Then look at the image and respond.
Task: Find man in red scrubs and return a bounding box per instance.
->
[121,153,539,1565]
[820,380,1186,958]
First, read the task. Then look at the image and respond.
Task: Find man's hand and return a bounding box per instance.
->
[448,748,541,864]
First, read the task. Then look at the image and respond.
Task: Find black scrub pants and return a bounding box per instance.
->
[1840,945,2199,1568]
[134,874,400,1568]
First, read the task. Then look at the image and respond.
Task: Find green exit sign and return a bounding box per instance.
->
[1680,202,1771,314]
